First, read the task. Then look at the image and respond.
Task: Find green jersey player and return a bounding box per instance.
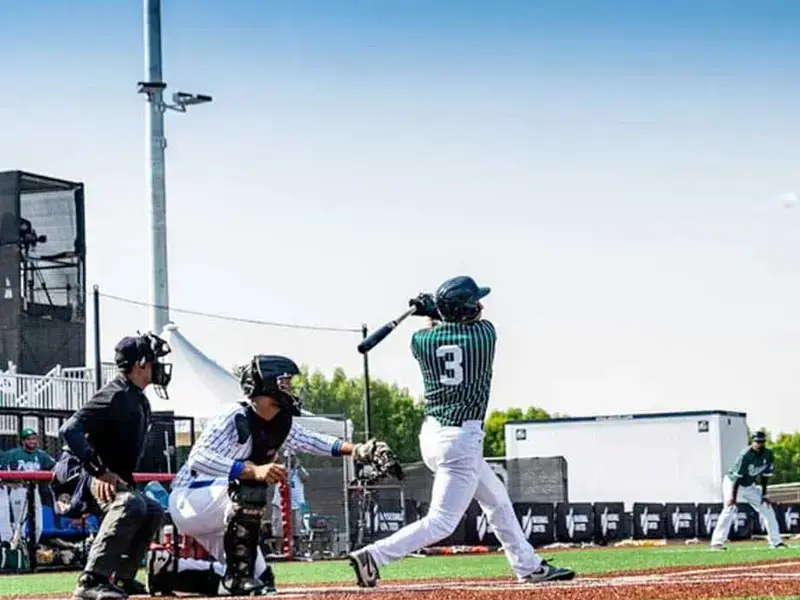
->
[3,428,55,545]
[710,430,786,549]
[4,428,56,472]
[349,276,575,587]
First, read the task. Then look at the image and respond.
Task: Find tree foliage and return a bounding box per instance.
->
[294,367,425,463]
[742,427,800,485]
[767,431,800,484]
[483,406,553,458]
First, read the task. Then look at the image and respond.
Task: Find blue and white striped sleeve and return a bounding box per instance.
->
[186,410,248,480]
[285,422,344,457]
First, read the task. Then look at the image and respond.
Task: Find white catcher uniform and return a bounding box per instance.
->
[348,295,574,586]
[162,401,346,589]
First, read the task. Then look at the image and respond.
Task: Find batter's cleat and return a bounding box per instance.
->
[145,549,175,596]
[519,560,576,583]
[71,572,129,600]
[349,548,380,588]
[772,542,789,549]
[709,544,727,552]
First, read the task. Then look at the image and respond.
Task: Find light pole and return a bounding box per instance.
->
[138,0,212,334]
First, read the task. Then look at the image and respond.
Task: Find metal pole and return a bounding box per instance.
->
[361,324,372,441]
[93,285,102,391]
[144,0,170,334]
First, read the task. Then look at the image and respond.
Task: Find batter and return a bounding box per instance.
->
[349,276,576,586]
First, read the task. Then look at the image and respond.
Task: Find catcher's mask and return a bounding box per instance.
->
[237,355,302,416]
[114,332,173,399]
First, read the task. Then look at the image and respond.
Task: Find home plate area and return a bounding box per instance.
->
[152,560,800,600]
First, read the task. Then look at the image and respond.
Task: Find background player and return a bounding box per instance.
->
[349,276,575,587]
[710,430,787,550]
[1,428,56,545]
[146,354,401,596]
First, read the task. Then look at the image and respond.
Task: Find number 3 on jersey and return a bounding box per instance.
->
[436,345,463,386]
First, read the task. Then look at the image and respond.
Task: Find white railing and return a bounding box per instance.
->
[61,363,118,385]
[0,372,97,412]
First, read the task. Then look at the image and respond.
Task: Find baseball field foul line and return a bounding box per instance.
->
[264,560,800,596]
[31,560,800,600]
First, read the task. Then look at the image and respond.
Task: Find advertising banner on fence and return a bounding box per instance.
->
[633,503,665,539]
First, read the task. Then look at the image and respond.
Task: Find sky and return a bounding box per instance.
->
[2,0,800,434]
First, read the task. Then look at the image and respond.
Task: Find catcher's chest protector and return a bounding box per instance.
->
[241,404,292,464]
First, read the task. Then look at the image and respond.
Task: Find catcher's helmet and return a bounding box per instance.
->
[435,276,490,323]
[238,355,302,416]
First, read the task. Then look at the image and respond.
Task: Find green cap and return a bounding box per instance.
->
[20,428,36,439]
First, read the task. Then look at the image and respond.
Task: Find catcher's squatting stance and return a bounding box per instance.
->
[146,354,401,596]
[348,276,576,587]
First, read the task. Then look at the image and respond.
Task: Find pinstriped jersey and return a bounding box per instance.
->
[411,319,496,427]
[172,402,342,490]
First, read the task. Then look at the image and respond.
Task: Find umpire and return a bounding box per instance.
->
[60,332,174,600]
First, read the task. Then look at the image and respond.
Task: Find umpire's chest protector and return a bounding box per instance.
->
[235,403,292,464]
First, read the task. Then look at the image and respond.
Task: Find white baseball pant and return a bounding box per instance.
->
[710,477,782,547]
[364,417,540,578]
[0,486,12,542]
[3,486,43,543]
[168,480,272,587]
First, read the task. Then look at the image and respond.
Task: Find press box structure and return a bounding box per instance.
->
[505,410,749,509]
[0,171,86,374]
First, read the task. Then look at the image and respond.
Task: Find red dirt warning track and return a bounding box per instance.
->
[17,560,800,600]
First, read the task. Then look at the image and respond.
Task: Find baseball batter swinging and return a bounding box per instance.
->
[146,354,401,596]
[349,276,575,586]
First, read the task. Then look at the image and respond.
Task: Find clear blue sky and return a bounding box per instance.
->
[2,0,800,433]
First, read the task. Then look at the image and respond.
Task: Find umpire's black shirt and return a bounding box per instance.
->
[60,375,152,485]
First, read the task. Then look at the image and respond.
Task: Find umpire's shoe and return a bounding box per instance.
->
[349,549,380,587]
[72,572,128,600]
[519,560,576,583]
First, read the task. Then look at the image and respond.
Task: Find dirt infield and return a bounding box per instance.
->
[19,560,800,600]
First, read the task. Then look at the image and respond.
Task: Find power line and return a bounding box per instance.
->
[97,292,361,334]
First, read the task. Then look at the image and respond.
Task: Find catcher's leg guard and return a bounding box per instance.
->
[147,548,221,597]
[222,483,270,595]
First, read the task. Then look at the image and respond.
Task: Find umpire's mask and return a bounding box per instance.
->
[115,332,173,399]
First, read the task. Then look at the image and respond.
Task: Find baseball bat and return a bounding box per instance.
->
[357,306,418,354]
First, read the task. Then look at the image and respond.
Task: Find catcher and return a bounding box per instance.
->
[146,354,402,596]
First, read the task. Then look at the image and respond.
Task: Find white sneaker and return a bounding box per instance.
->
[348,548,380,588]
[709,544,727,551]
[519,560,576,583]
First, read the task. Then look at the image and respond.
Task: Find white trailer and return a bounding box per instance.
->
[504,410,749,510]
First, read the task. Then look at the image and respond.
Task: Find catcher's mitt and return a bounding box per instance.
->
[354,439,404,481]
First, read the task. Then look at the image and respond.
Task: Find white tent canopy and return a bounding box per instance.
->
[146,323,352,440]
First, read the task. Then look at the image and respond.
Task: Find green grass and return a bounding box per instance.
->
[0,541,798,597]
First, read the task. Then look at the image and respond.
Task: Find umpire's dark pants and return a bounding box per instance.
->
[84,479,164,581]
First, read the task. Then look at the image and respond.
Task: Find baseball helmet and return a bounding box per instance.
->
[238,355,302,416]
[114,332,173,399]
[435,276,491,322]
